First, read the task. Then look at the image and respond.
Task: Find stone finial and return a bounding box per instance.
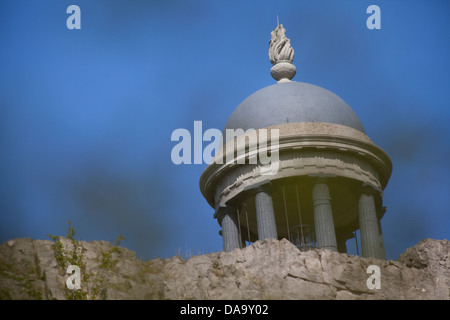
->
[269,24,296,82]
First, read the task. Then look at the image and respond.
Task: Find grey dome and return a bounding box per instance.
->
[224,81,365,141]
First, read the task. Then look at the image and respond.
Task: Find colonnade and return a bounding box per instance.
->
[216,180,386,260]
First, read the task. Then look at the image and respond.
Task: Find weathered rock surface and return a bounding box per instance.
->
[0,237,448,300]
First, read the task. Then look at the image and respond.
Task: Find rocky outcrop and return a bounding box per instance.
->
[0,237,448,300]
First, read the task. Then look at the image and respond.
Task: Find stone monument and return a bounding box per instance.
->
[199,24,392,260]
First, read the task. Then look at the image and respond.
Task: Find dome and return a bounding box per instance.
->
[223,81,365,141]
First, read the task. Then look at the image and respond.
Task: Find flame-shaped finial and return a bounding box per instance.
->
[269,24,296,82]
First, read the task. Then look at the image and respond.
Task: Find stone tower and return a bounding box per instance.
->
[199,24,392,260]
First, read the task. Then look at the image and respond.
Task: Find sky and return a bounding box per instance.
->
[0,0,449,261]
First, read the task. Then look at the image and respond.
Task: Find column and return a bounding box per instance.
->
[377,207,387,260]
[312,182,337,251]
[358,189,385,259]
[254,189,278,241]
[218,205,241,252]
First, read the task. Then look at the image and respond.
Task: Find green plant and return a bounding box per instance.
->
[47,222,94,299]
[47,223,126,300]
[99,234,126,270]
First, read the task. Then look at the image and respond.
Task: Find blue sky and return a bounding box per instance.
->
[1,0,449,261]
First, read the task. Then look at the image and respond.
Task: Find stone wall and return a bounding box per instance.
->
[0,237,448,300]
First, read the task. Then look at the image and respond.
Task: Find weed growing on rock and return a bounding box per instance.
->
[47,222,125,300]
